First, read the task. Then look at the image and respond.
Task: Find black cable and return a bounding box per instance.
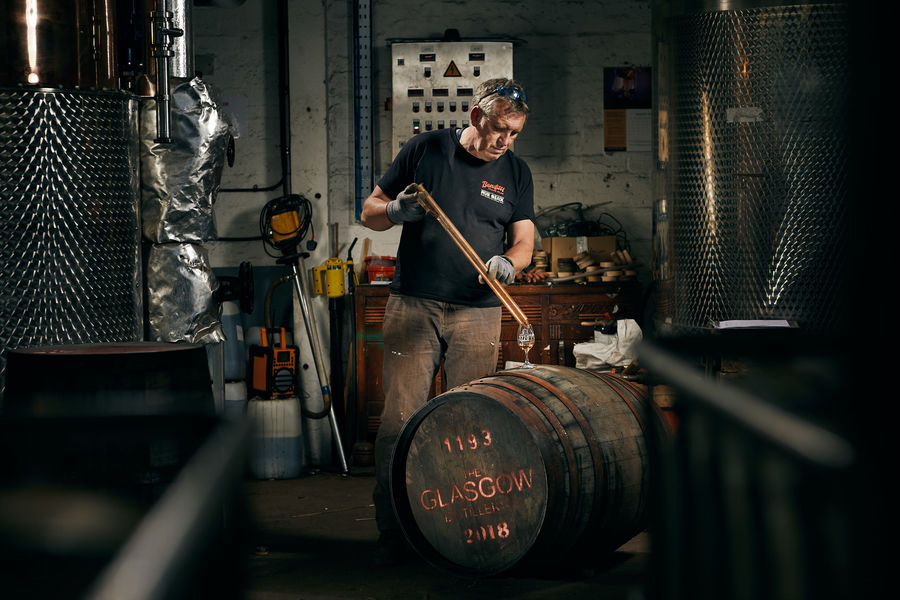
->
[258,193,314,258]
[218,0,291,196]
[219,177,285,194]
[216,235,264,242]
[593,211,631,252]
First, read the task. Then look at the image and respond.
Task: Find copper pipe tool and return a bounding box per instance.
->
[415,184,529,326]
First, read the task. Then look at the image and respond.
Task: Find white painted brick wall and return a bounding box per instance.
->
[194,0,653,282]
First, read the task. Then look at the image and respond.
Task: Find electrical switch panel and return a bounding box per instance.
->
[391,41,514,158]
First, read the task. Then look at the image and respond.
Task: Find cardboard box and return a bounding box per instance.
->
[541,236,616,273]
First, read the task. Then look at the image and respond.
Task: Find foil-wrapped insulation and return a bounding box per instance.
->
[0,87,143,396]
[140,77,234,243]
[147,243,224,344]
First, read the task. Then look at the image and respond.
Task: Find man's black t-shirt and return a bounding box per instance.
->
[377,128,534,306]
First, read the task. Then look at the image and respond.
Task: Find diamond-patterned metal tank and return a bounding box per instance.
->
[0,87,142,397]
[667,4,848,332]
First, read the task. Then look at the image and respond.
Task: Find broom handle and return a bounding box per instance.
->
[415,184,529,327]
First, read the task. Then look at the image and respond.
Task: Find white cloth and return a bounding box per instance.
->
[573,319,642,369]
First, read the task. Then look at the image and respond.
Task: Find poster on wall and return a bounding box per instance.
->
[603,67,651,152]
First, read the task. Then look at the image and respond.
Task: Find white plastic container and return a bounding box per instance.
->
[224,381,248,421]
[247,395,304,479]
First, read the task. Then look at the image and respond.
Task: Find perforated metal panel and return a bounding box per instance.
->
[0,87,142,396]
[670,4,848,332]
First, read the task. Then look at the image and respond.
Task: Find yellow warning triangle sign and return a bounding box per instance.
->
[443,60,462,77]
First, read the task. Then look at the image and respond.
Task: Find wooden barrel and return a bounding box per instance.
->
[2,343,217,504]
[651,383,680,431]
[3,342,214,417]
[390,365,672,576]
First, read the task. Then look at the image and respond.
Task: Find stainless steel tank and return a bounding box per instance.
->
[0,1,143,399]
[651,1,849,333]
[0,87,143,395]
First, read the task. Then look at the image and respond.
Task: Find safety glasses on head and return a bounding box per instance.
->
[484,86,528,104]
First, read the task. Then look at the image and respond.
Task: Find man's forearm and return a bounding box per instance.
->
[361,186,397,231]
[504,240,535,273]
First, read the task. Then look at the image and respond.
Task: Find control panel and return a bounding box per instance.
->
[391,41,514,157]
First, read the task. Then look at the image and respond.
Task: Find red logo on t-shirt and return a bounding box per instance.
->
[481,180,505,194]
[480,180,505,204]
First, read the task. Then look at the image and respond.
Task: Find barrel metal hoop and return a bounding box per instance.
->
[606,373,652,407]
[499,371,607,529]
[588,372,649,434]
[472,380,583,544]
[579,371,659,539]
[588,371,674,437]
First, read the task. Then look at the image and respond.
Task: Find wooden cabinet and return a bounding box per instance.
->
[353,281,642,443]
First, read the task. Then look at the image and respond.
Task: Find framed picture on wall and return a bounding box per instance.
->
[603,66,651,152]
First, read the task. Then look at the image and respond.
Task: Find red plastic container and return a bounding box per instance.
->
[364,256,396,283]
[367,266,395,282]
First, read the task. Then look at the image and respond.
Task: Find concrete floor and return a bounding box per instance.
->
[239,468,650,600]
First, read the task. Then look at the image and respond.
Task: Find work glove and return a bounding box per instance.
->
[386,183,426,224]
[485,255,516,285]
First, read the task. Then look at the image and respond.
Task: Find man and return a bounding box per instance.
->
[361,77,534,564]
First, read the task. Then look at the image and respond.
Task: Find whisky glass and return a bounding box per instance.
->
[517,322,536,368]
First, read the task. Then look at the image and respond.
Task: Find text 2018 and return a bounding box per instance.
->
[465,522,510,543]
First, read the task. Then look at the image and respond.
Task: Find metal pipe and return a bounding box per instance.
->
[148,1,183,143]
[415,185,529,326]
[289,256,349,474]
[274,0,348,469]
[96,0,118,88]
[218,0,289,193]
[639,342,855,470]
[86,418,252,600]
[168,0,194,79]
[192,0,290,193]
[278,0,292,199]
